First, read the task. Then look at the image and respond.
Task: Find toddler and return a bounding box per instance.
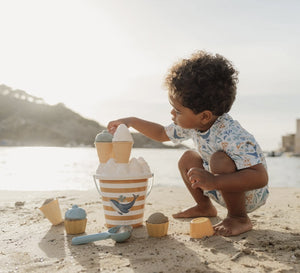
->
[108,51,269,236]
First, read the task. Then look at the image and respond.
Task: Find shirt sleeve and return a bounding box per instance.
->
[164,123,192,144]
[224,140,263,170]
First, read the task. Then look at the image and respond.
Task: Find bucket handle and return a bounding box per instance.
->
[93,174,154,197]
[147,174,153,197]
[93,174,102,196]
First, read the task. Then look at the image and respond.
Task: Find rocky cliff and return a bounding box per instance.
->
[0,84,183,149]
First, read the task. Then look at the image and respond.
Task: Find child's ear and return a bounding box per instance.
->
[198,110,214,123]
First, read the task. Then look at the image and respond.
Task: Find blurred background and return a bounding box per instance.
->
[0,0,299,151]
[0,0,300,190]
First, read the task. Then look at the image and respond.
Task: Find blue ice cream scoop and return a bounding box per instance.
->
[65,205,86,220]
[95,130,113,142]
[72,225,133,245]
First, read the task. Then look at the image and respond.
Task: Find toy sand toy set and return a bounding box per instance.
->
[39,124,214,246]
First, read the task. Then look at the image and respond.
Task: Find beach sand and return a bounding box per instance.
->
[1,187,300,273]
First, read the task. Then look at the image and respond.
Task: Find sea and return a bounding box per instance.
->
[0,147,299,191]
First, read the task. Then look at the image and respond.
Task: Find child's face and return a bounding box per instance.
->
[168,95,201,129]
[168,94,216,131]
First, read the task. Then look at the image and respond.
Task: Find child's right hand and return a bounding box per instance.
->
[107,118,131,134]
[187,167,216,191]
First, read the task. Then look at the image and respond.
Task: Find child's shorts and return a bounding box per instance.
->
[203,186,269,213]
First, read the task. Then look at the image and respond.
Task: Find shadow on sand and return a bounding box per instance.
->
[38,223,66,259]
[67,225,217,272]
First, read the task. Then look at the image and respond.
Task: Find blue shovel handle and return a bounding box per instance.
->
[72,232,110,245]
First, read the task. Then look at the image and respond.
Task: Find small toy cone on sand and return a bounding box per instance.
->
[112,124,134,164]
[39,198,63,225]
[190,217,214,238]
[94,130,113,163]
[64,205,87,235]
[65,219,87,235]
[146,212,169,237]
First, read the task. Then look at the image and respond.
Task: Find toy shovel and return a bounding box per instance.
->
[71,225,133,245]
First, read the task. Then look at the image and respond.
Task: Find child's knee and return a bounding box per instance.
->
[210,151,236,174]
[178,150,194,169]
[178,150,203,171]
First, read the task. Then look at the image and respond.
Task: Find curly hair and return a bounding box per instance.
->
[164,51,239,116]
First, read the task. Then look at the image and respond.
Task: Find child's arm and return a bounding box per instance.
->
[107,117,170,142]
[188,163,268,192]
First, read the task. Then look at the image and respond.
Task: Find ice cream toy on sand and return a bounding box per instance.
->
[190,217,214,239]
[64,205,87,235]
[146,212,169,237]
[95,130,113,163]
[112,124,134,163]
[39,198,63,226]
[72,225,133,245]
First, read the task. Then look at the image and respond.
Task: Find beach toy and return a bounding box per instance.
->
[190,217,214,239]
[146,212,169,237]
[112,124,134,163]
[94,157,153,228]
[39,198,63,225]
[71,225,133,245]
[95,130,114,163]
[64,205,87,235]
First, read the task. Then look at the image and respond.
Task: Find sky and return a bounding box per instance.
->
[0,0,299,151]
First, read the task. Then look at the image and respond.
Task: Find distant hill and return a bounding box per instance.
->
[0,84,185,149]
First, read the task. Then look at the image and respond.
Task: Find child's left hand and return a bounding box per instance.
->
[187,167,216,191]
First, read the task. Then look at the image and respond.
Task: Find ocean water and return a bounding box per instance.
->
[0,147,299,191]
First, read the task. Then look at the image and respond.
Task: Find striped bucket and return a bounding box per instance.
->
[93,174,153,228]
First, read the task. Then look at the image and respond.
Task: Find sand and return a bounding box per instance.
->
[1,187,300,273]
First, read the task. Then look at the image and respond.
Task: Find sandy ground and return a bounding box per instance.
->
[1,186,300,273]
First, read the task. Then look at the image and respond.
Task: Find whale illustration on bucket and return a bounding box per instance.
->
[93,171,153,228]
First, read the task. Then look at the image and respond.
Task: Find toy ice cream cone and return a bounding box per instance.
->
[39,198,63,225]
[65,218,87,235]
[190,217,214,238]
[146,221,169,237]
[112,141,133,163]
[112,124,134,163]
[95,142,113,163]
[64,204,87,235]
[94,130,113,163]
[146,212,169,237]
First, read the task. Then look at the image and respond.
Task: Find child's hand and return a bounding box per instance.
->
[187,167,216,191]
[107,118,130,134]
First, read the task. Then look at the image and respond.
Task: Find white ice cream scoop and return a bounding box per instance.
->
[112,124,133,142]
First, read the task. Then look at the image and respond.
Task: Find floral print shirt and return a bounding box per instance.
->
[165,113,267,171]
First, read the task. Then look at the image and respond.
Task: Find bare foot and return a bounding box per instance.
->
[172,204,217,218]
[213,216,252,236]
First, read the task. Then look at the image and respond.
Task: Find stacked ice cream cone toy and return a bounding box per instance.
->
[94,124,154,228]
[94,130,114,163]
[95,124,133,164]
[112,124,134,163]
